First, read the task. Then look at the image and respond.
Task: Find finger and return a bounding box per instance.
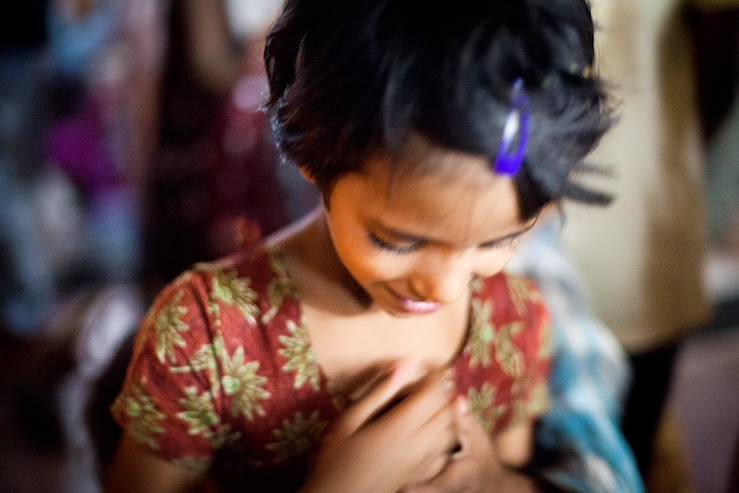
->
[453,396,475,454]
[348,358,428,403]
[402,453,450,493]
[421,453,452,485]
[388,368,456,433]
[417,458,468,493]
[401,480,440,493]
[334,358,423,437]
[415,401,457,456]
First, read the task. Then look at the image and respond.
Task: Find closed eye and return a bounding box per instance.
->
[478,236,519,249]
[367,233,424,255]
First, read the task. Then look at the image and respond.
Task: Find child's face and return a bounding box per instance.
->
[323,143,533,317]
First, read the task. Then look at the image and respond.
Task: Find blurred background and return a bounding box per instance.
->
[0,1,736,492]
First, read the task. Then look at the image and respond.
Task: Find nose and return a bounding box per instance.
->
[409,254,471,304]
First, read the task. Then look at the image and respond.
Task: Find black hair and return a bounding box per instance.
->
[265,0,613,220]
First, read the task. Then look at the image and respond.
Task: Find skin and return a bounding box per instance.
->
[401,397,539,493]
[107,139,543,492]
[300,142,531,316]
[285,140,542,491]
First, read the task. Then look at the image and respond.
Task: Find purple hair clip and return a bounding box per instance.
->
[493,78,530,176]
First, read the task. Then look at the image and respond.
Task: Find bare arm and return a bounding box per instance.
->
[106,435,206,493]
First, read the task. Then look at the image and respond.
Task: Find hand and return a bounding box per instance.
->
[401,397,541,493]
[301,361,458,493]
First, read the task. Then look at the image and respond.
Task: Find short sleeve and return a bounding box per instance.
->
[111,272,227,471]
[508,277,553,425]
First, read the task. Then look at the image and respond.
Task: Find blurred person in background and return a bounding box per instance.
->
[508,217,645,493]
[557,0,711,488]
[0,2,144,490]
[0,0,138,336]
[45,0,140,284]
[139,0,305,294]
[0,0,56,334]
[138,0,243,291]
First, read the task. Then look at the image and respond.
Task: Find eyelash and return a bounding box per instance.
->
[367,233,422,255]
[367,232,517,255]
[479,237,517,249]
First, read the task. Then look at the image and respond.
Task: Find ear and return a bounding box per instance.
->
[298,166,315,184]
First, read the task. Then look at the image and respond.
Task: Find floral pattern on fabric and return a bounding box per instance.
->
[112,247,551,492]
[465,299,495,368]
[121,382,167,450]
[279,319,321,391]
[177,386,220,438]
[493,321,525,377]
[154,289,190,364]
[526,380,550,416]
[215,335,271,421]
[538,319,554,360]
[467,383,507,433]
[507,276,544,317]
[211,269,259,325]
[265,411,328,462]
[261,248,295,324]
[170,342,217,374]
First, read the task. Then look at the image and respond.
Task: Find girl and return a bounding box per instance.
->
[108,0,612,491]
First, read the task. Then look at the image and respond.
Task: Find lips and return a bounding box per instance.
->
[386,288,442,315]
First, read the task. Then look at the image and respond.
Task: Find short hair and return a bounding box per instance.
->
[265,0,613,220]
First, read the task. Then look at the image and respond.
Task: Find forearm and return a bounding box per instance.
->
[495,467,549,493]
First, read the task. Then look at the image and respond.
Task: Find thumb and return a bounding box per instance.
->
[334,358,423,437]
[453,396,475,453]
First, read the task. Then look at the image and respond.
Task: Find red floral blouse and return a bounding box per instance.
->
[112,244,552,491]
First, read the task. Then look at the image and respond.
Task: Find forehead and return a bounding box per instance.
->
[330,144,524,244]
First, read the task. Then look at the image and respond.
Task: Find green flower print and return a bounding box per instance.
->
[265,411,328,462]
[279,319,321,391]
[154,290,190,364]
[211,269,260,325]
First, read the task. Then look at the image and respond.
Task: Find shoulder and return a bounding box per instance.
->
[190,243,296,327]
[467,272,553,372]
[471,272,548,326]
[112,245,311,463]
[133,243,299,369]
[457,273,553,433]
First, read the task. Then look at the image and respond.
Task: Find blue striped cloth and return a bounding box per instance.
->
[508,218,645,493]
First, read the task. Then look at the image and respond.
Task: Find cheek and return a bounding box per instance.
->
[352,256,411,286]
[475,248,517,278]
[327,214,411,285]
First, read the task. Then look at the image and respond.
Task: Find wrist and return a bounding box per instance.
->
[496,467,544,493]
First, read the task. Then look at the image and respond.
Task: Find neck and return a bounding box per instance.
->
[277,207,374,314]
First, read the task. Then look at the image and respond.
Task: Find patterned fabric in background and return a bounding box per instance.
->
[508,218,645,493]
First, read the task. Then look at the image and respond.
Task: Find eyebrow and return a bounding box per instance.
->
[371,219,536,247]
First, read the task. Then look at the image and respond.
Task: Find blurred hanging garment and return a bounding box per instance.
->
[560,0,710,351]
[509,219,645,493]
